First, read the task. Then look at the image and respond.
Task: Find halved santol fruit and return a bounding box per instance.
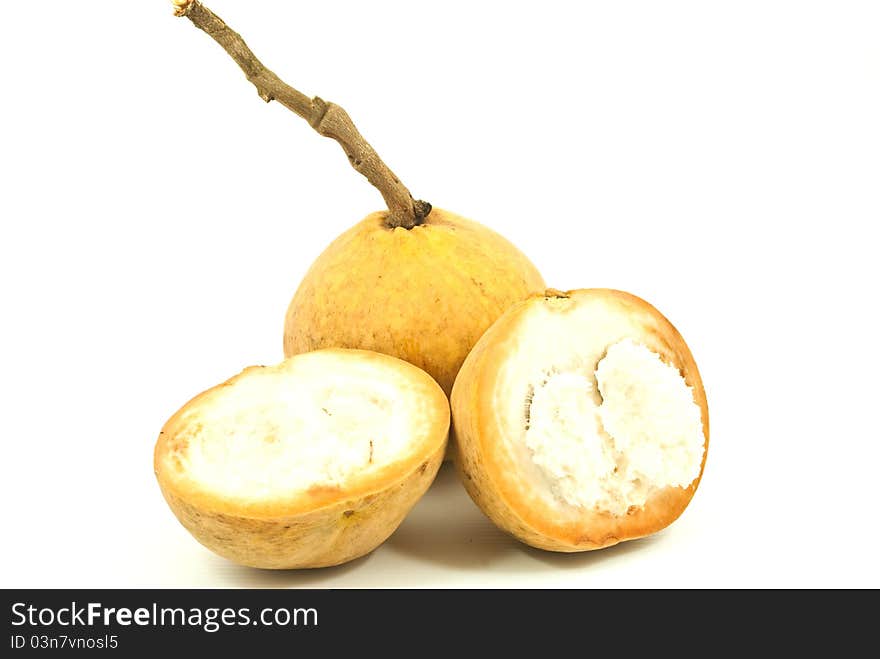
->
[154,349,449,568]
[450,289,709,552]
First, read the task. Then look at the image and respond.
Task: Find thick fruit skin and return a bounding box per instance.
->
[283,208,545,397]
[158,444,444,569]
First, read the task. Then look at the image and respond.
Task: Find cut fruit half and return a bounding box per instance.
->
[450,289,709,552]
[154,349,449,569]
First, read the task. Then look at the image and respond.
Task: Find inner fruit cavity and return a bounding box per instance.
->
[176,367,416,503]
[523,339,704,516]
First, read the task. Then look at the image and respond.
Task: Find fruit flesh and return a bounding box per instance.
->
[525,339,705,516]
[170,352,440,505]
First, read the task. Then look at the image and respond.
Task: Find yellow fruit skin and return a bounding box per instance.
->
[284,208,545,397]
[158,444,444,569]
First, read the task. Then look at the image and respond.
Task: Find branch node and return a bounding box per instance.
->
[309,97,329,129]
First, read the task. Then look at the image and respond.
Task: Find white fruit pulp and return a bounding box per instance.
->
[524,339,704,516]
[174,355,430,503]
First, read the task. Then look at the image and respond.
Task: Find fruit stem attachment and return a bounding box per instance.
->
[172,0,430,229]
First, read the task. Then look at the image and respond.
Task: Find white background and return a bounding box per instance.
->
[1,0,878,588]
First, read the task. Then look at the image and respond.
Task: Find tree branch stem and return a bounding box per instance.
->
[173,0,430,228]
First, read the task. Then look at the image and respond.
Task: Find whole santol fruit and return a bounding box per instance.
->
[284,209,544,396]
[154,349,449,568]
[172,1,545,403]
[451,289,709,552]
